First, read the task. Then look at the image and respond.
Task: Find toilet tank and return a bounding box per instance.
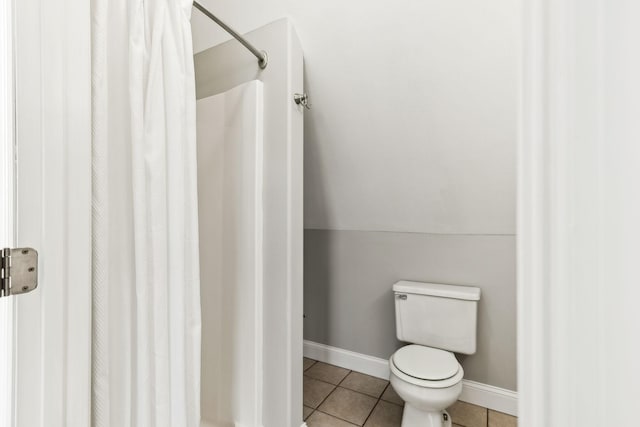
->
[393,281,481,355]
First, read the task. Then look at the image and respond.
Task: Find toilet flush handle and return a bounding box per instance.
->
[396,294,407,300]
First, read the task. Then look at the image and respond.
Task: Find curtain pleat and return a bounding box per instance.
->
[91,0,201,425]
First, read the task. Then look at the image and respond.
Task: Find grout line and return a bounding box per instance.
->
[303,359,317,372]
[333,386,375,426]
[312,363,377,426]
[334,367,377,425]
[306,359,402,426]
[379,383,402,406]
[305,358,342,422]
[360,395,380,426]
[338,371,390,400]
[313,382,337,409]
[336,370,351,387]
[313,373,347,411]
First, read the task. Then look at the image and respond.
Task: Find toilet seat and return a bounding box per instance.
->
[390,345,464,389]
[394,345,459,380]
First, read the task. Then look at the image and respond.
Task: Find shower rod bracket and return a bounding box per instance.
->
[294,93,311,109]
[258,50,268,70]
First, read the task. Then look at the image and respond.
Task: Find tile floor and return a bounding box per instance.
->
[303,357,517,427]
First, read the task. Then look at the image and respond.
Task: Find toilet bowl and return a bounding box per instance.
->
[390,281,480,427]
[389,345,464,427]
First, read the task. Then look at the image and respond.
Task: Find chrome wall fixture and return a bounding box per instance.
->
[294,93,311,109]
[193,1,268,69]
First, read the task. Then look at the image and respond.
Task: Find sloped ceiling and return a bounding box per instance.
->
[191,0,518,234]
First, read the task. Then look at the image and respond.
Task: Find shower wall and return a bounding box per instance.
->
[194,19,304,427]
[197,81,264,427]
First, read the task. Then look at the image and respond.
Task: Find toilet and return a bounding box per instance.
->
[389,281,481,427]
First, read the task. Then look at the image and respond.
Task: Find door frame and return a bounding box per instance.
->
[0,0,16,424]
[8,0,92,425]
[519,0,640,425]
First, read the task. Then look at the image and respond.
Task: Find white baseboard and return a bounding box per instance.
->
[458,379,517,416]
[304,340,391,379]
[303,340,518,416]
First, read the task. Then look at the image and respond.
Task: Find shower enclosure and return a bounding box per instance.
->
[194,19,304,427]
[1,0,302,423]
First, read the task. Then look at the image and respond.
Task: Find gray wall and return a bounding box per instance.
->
[304,230,517,391]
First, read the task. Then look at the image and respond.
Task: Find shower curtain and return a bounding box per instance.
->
[91,0,201,426]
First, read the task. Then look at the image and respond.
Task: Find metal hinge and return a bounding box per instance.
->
[0,248,38,298]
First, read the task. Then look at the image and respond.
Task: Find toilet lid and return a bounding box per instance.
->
[392,345,459,381]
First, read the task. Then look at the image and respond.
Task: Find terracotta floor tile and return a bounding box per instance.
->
[304,375,336,408]
[363,400,403,427]
[307,411,359,427]
[380,384,404,406]
[318,387,377,426]
[306,362,350,385]
[488,410,517,427]
[304,357,317,371]
[447,401,488,427]
[341,371,389,398]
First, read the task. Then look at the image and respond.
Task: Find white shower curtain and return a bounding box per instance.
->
[91,0,201,426]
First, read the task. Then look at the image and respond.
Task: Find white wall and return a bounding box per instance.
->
[192,0,518,235]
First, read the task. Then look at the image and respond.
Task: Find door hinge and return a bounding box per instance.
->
[0,248,38,298]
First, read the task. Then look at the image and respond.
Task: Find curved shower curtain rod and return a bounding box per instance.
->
[193,1,268,69]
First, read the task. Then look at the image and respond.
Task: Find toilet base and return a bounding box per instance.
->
[401,405,452,427]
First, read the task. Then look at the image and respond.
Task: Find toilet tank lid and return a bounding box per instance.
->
[393,281,481,301]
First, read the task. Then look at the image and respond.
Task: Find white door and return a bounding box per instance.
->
[0,0,92,426]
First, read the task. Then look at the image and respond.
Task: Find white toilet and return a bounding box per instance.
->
[389,280,481,427]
